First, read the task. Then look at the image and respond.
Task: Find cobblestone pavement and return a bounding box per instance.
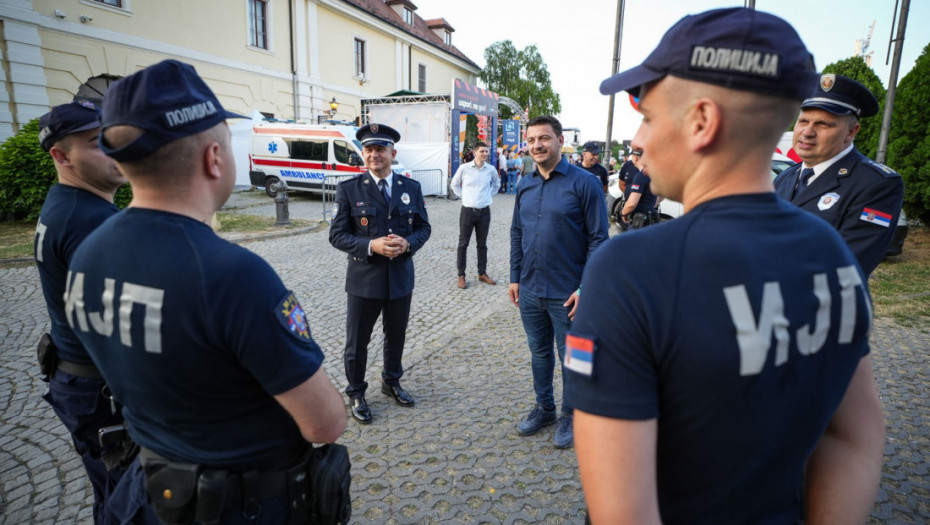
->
[1,189,928,524]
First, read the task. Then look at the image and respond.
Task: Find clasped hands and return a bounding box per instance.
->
[372,234,409,259]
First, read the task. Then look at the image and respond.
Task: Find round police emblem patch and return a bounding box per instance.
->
[401,192,410,205]
[360,217,369,226]
[371,124,379,133]
[820,74,835,92]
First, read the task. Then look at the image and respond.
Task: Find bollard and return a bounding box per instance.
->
[274,185,291,226]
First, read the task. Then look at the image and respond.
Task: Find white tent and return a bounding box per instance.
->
[364,96,451,197]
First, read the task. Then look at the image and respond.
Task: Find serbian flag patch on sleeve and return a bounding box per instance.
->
[564,334,595,376]
[860,208,892,228]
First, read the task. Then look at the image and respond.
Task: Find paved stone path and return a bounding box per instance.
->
[1,189,927,524]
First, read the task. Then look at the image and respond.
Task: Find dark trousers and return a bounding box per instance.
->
[44,371,126,525]
[344,293,412,398]
[457,206,491,276]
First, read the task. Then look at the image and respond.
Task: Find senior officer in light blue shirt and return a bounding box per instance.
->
[451,140,501,289]
[509,115,609,449]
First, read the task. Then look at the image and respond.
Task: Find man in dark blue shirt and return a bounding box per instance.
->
[34,100,128,524]
[509,115,609,449]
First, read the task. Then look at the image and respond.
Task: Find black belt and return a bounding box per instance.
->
[57,359,103,379]
[463,205,488,211]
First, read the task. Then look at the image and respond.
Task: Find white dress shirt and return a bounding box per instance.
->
[450,160,501,208]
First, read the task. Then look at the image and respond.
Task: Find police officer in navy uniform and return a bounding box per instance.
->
[329,123,431,424]
[619,150,659,229]
[67,59,347,524]
[34,99,129,525]
[569,9,885,523]
[774,74,904,276]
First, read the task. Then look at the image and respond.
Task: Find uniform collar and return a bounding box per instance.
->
[369,171,394,187]
[803,143,856,177]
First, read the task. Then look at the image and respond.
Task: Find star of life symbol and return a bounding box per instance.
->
[268,142,278,154]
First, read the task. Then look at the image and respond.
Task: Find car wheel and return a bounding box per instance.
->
[265,176,281,198]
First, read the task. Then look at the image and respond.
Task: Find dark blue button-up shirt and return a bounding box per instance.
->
[510,156,609,299]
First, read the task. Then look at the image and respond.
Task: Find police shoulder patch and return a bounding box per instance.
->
[564,334,595,376]
[276,291,312,342]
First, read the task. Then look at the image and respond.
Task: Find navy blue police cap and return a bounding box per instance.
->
[99,59,247,162]
[599,7,818,100]
[800,74,878,118]
[582,141,600,154]
[356,123,401,147]
[38,100,101,151]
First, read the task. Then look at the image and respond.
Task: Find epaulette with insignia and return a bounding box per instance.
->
[865,159,899,177]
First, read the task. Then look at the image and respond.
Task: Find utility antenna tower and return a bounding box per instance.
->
[855,20,876,67]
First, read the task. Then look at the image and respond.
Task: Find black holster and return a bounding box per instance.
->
[37,333,59,379]
[140,448,227,525]
[306,444,352,525]
[98,424,140,471]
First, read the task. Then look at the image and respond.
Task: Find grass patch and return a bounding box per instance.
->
[213,212,313,232]
[870,225,930,327]
[0,212,315,262]
[0,219,35,259]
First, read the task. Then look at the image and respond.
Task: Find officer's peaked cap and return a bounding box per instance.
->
[599,7,818,101]
[801,74,879,119]
[356,123,401,147]
[99,59,247,162]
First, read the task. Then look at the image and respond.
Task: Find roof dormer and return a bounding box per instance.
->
[385,0,417,25]
[425,18,454,46]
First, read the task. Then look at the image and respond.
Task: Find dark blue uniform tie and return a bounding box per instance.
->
[378,178,390,205]
[793,168,815,199]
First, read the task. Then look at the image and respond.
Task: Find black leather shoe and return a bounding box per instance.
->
[350,397,372,424]
[381,383,415,407]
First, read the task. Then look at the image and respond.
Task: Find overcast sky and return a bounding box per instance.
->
[410,0,930,146]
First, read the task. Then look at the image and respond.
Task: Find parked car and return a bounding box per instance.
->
[606,152,796,223]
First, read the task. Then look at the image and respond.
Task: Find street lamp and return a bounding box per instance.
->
[329,97,339,117]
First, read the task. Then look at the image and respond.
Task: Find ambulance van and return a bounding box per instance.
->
[248,122,367,197]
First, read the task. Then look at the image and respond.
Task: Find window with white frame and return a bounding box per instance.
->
[90,0,122,6]
[403,7,413,25]
[443,31,451,46]
[355,38,366,78]
[248,0,269,50]
[418,64,426,93]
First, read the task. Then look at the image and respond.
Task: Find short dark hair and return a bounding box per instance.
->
[526,115,562,138]
[474,141,489,149]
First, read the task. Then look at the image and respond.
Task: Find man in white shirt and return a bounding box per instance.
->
[451,141,501,289]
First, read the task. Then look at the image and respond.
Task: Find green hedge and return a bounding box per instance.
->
[0,118,131,222]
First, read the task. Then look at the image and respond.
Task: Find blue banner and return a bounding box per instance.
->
[502,120,519,152]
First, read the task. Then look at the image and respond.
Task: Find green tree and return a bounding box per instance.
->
[0,119,56,221]
[0,118,132,222]
[887,42,930,224]
[481,41,562,119]
[821,56,886,159]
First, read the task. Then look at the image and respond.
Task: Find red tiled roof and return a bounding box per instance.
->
[424,18,454,31]
[338,0,480,70]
